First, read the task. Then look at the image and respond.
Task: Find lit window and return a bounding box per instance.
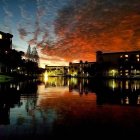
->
[125,70,128,72]
[125,54,128,57]
[120,55,123,58]
[136,54,139,58]
[0,34,2,39]
[137,58,139,62]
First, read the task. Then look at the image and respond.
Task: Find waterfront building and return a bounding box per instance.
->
[45,65,68,76]
[69,61,96,77]
[96,50,140,78]
[0,31,13,52]
[0,31,13,73]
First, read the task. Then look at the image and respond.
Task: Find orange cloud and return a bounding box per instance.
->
[39,0,140,64]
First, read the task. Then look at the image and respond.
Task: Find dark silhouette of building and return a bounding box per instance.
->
[0,31,13,73]
[96,50,140,78]
[0,31,13,52]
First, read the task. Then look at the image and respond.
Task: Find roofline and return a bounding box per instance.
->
[70,61,96,64]
[0,31,13,38]
[101,50,140,55]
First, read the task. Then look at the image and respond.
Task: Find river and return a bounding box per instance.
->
[0,77,140,139]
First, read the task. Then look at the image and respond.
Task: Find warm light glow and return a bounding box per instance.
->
[136,54,139,58]
[71,71,78,76]
[125,54,128,57]
[125,81,129,89]
[125,70,128,72]
[109,69,118,77]
[17,67,20,70]
[69,78,78,85]
[108,79,118,90]
[0,34,2,39]
[44,71,48,83]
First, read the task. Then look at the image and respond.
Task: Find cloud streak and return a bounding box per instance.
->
[2,0,13,32]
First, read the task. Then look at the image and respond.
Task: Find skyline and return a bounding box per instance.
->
[1,0,140,68]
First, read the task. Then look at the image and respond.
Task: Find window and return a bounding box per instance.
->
[125,54,128,57]
[125,70,128,72]
[136,54,139,58]
[125,58,128,61]
[0,34,2,39]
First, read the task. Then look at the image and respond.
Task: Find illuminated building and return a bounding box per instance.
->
[96,50,140,78]
[69,61,96,77]
[45,65,68,76]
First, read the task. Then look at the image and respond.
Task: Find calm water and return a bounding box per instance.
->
[0,77,140,139]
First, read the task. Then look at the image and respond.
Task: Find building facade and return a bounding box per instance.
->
[45,65,68,76]
[0,31,13,51]
[0,31,13,73]
[96,50,140,78]
[69,61,96,77]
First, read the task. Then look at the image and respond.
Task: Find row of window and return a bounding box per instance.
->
[120,54,140,58]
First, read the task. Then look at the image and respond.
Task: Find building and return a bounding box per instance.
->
[96,50,140,78]
[0,31,13,73]
[45,65,68,76]
[0,31,13,52]
[69,61,96,77]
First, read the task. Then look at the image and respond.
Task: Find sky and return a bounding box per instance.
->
[1,0,140,68]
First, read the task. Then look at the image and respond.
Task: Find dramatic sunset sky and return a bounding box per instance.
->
[0,0,140,67]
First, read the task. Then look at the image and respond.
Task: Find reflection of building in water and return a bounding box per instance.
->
[0,82,21,125]
[69,61,96,77]
[69,78,95,95]
[96,50,140,78]
[0,80,38,125]
[44,77,68,87]
[95,79,140,105]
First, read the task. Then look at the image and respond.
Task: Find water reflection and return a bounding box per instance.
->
[0,78,140,139]
[95,79,140,105]
[42,77,140,105]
